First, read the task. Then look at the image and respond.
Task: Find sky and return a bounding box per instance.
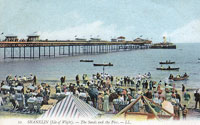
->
[0,0,200,43]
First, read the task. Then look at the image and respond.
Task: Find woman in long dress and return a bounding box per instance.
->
[103,92,110,112]
[97,93,103,111]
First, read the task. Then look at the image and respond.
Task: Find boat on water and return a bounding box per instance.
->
[80,59,94,62]
[156,67,179,71]
[169,73,189,81]
[159,61,175,64]
[150,36,176,49]
[171,76,189,81]
[93,63,113,66]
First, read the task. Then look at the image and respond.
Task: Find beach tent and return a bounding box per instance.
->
[40,94,102,119]
[114,95,174,120]
[1,85,11,90]
[14,86,23,91]
[27,85,36,90]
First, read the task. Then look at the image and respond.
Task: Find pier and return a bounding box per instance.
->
[0,34,152,59]
[0,40,151,59]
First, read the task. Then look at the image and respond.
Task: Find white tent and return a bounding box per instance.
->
[40,94,102,119]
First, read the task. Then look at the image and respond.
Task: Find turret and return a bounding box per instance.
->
[163,36,167,44]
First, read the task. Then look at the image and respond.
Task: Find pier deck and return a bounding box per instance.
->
[0,40,151,47]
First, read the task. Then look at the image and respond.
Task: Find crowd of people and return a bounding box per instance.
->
[0,73,200,120]
[0,74,44,113]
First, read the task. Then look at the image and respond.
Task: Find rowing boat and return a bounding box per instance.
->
[159,61,175,64]
[80,60,94,62]
[156,67,179,70]
[93,63,113,66]
[170,76,189,81]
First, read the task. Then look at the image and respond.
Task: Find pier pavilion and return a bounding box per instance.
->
[5,34,18,42]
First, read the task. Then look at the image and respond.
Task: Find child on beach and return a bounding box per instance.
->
[182,105,188,119]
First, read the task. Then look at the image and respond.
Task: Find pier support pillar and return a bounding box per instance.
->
[33,47,35,58]
[79,46,81,54]
[54,46,55,57]
[63,46,65,55]
[4,47,6,59]
[59,46,60,55]
[68,46,70,56]
[72,46,74,56]
[44,46,46,56]
[39,46,41,58]
[24,47,25,59]
[10,47,12,58]
[19,47,21,58]
[91,45,93,54]
[49,46,51,57]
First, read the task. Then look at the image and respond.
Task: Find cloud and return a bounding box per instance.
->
[39,21,117,40]
[167,19,200,43]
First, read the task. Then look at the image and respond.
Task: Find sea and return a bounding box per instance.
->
[0,43,199,89]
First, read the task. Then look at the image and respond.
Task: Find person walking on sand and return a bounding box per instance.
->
[175,90,181,103]
[174,104,180,120]
[103,92,110,112]
[97,93,103,111]
[194,89,200,109]
[182,84,185,93]
[184,90,191,107]
[33,75,37,85]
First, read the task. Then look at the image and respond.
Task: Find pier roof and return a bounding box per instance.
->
[117,36,125,39]
[5,34,17,37]
[27,33,40,37]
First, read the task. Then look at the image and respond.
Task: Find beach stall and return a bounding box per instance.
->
[39,94,103,119]
[114,95,174,120]
[1,85,11,94]
[27,96,43,112]
[1,85,11,90]
[14,86,23,91]
[27,85,36,91]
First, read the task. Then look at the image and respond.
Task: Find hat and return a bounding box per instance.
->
[99,91,104,94]
[111,89,115,93]
[138,91,142,95]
